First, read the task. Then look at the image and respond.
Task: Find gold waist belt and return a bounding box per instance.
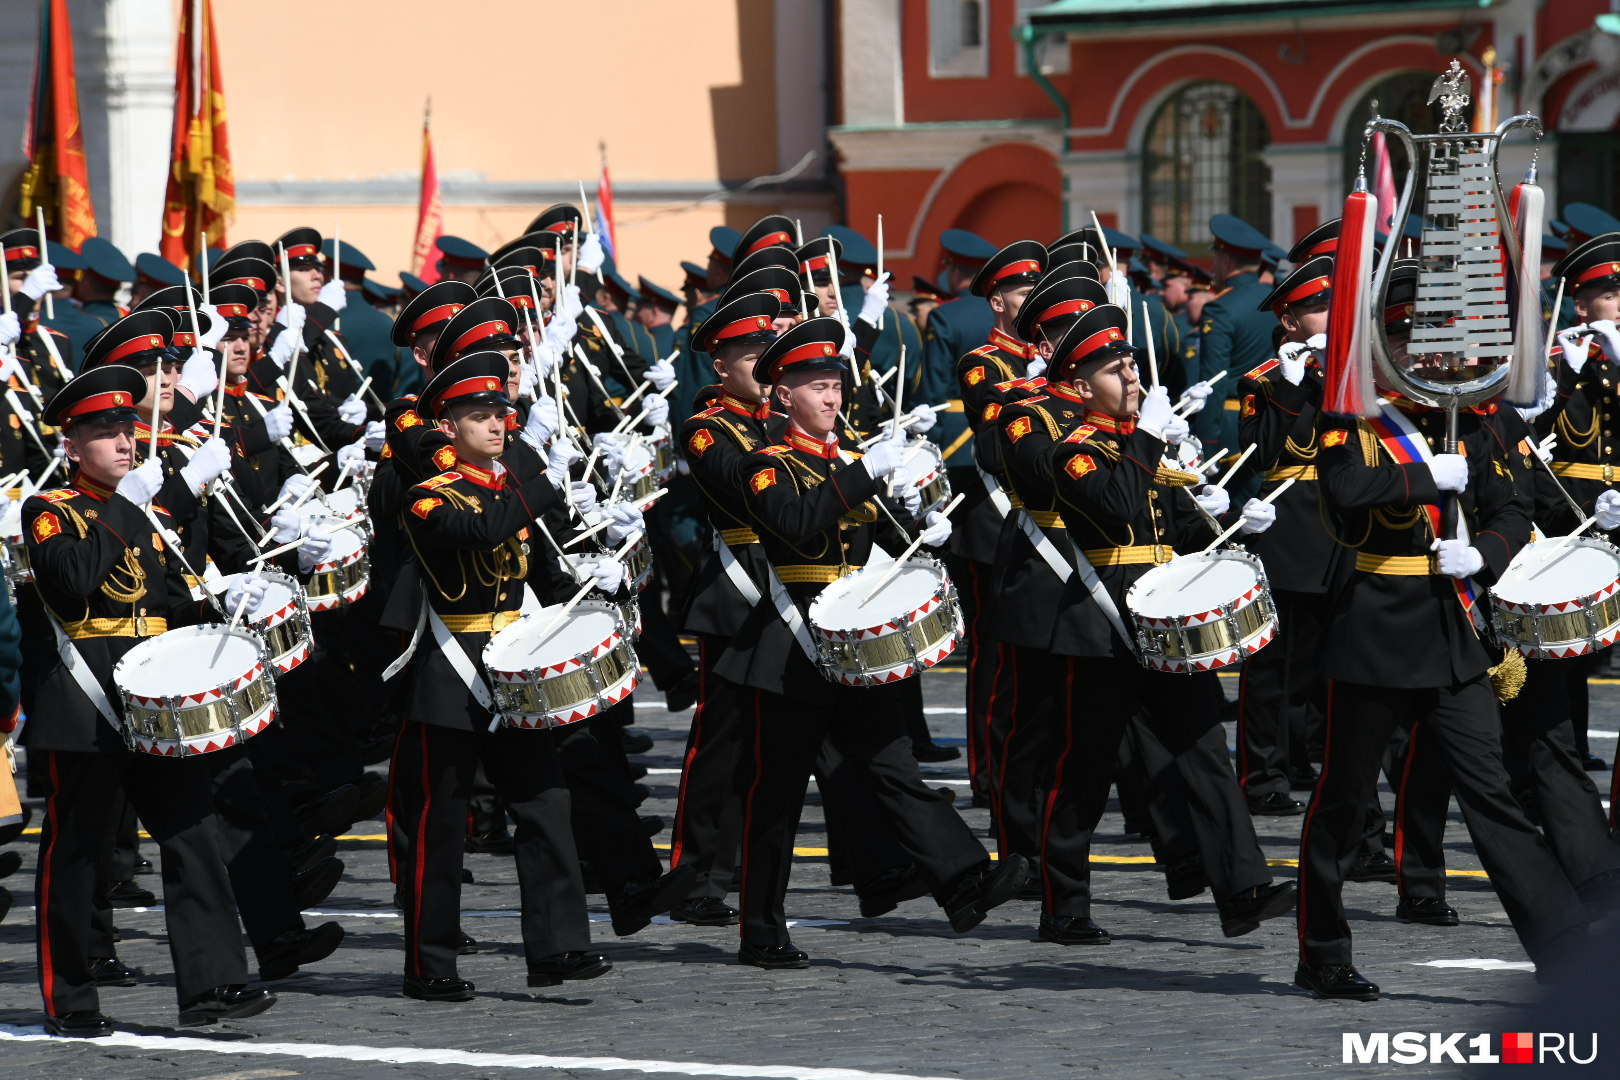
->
[1265,465,1317,482]
[62,616,168,640]
[437,610,522,634]
[1082,545,1172,566]
[719,527,759,546]
[776,564,862,584]
[1027,510,1065,529]
[1355,552,1437,576]
[1550,461,1618,483]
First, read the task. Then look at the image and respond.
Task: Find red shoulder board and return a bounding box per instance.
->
[982,402,1002,423]
[695,407,724,418]
[395,409,423,431]
[757,445,791,456]
[968,344,997,358]
[431,445,457,471]
[963,365,987,386]
[1322,429,1349,448]
[1022,377,1048,392]
[995,377,1025,392]
[1063,425,1096,444]
[1020,395,1049,406]
[37,489,74,504]
[1249,358,1280,380]
[417,472,460,490]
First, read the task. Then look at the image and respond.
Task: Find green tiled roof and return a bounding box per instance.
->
[1025,0,1498,31]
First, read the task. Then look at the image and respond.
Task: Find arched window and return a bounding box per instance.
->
[1340,72,1459,195]
[961,1,982,48]
[1140,82,1272,255]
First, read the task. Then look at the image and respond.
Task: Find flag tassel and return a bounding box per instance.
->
[1504,171,1547,408]
[1324,182,1378,418]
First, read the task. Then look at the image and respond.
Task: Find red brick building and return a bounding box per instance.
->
[831,0,1620,280]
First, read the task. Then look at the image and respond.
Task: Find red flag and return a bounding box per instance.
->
[19,0,97,250]
[411,103,443,284]
[1371,132,1396,233]
[596,154,618,262]
[159,0,233,270]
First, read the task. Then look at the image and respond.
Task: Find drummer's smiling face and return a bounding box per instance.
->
[774,370,842,439]
[439,403,508,466]
[1072,354,1140,419]
[64,421,137,485]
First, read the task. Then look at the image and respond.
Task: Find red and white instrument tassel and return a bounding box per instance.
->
[1504,168,1547,408]
[1323,180,1378,417]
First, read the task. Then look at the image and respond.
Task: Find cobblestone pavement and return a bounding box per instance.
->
[1,666,1615,1078]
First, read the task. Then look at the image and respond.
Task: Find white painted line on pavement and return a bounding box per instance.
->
[1587,729,1616,739]
[0,1026,952,1079]
[1412,958,1534,972]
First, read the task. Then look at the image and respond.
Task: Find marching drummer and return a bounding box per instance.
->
[715,315,1030,969]
[388,350,619,1003]
[1042,304,1294,947]
[21,364,276,1035]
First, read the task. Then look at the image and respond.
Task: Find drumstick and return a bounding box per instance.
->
[249,536,309,564]
[240,392,314,476]
[1199,449,1230,475]
[1200,477,1295,554]
[1211,445,1257,490]
[1547,276,1567,343]
[141,505,227,617]
[1142,301,1158,389]
[530,514,570,560]
[571,345,629,422]
[608,381,656,434]
[563,488,669,548]
[892,344,905,430]
[527,529,643,651]
[1175,370,1226,415]
[212,585,256,665]
[261,461,329,520]
[213,475,272,544]
[6,390,54,460]
[858,492,966,608]
[1524,433,1587,525]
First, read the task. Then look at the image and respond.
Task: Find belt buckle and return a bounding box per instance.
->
[134,616,149,637]
[1605,464,1614,484]
[1151,544,1169,564]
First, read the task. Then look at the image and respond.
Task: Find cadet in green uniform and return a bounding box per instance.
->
[916,228,996,470]
[76,238,136,339]
[1192,214,1277,458]
[321,239,399,396]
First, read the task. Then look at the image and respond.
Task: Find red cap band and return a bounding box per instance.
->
[1383,301,1416,323]
[1035,297,1094,324]
[431,375,507,415]
[709,313,774,345]
[990,259,1042,286]
[451,319,512,354]
[1282,275,1331,305]
[773,340,839,372]
[171,331,195,348]
[104,333,168,364]
[63,389,139,424]
[1063,326,1128,367]
[1576,261,1620,286]
[746,231,793,255]
[3,245,39,263]
[216,303,249,318]
[225,275,267,291]
[284,243,317,259]
[411,302,465,332]
[799,256,830,274]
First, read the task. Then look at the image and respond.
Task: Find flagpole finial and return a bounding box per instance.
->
[599,139,607,164]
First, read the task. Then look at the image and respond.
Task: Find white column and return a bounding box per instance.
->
[1258,144,1340,249]
[838,0,903,127]
[774,0,827,177]
[96,0,175,256]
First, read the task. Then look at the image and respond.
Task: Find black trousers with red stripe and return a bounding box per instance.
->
[669,635,749,899]
[737,682,987,948]
[1299,678,1589,968]
[1037,656,1270,919]
[995,645,1055,863]
[34,748,246,1017]
[1236,589,1327,799]
[390,721,589,979]
[951,558,1001,798]
[208,744,306,952]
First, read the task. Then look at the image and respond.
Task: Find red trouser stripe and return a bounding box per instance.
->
[994,650,1022,852]
[669,637,710,868]
[1038,658,1076,910]
[1393,721,1422,897]
[407,723,432,976]
[1296,679,1335,956]
[38,752,60,1016]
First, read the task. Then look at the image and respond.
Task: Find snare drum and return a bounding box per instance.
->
[0,498,30,586]
[573,515,653,592]
[899,439,950,516]
[113,626,277,755]
[1490,535,1620,658]
[310,487,370,536]
[305,528,370,612]
[483,600,640,728]
[289,442,325,471]
[207,570,313,674]
[806,556,963,685]
[618,443,658,508]
[1125,550,1277,673]
[647,426,676,485]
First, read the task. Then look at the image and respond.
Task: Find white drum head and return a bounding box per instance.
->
[486,602,621,672]
[323,489,361,517]
[1129,554,1257,619]
[208,572,296,618]
[117,626,260,697]
[324,528,364,564]
[1494,538,1620,605]
[812,561,939,630]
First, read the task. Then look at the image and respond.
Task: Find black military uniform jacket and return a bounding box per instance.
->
[953,328,1038,563]
[221,381,299,508]
[20,475,200,753]
[986,380,1088,650]
[244,302,373,452]
[400,460,564,730]
[1236,356,1343,594]
[714,425,914,695]
[1317,404,1528,689]
[1534,342,1620,528]
[677,389,779,637]
[1049,412,1217,660]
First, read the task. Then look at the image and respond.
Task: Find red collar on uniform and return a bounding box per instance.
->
[784,424,839,459]
[716,390,770,421]
[1084,409,1135,434]
[224,381,250,397]
[134,418,174,438]
[71,474,115,501]
[454,460,506,490]
[988,327,1034,360]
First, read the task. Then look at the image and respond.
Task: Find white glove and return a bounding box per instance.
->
[641,395,669,429]
[862,436,906,480]
[858,272,891,328]
[0,311,22,348]
[337,394,366,425]
[1533,433,1558,464]
[197,304,228,349]
[645,359,676,393]
[1558,326,1593,374]
[919,509,952,547]
[114,458,164,504]
[1193,484,1231,518]
[1431,537,1484,579]
[1024,355,1047,381]
[522,396,559,449]
[178,348,219,401]
[604,502,644,546]
[578,231,605,275]
[835,306,856,361]
[558,283,584,321]
[1305,332,1327,354]
[297,526,335,574]
[1105,272,1131,310]
[269,503,301,543]
[260,402,293,442]
[517,359,538,402]
[1589,319,1620,363]
[544,313,577,353]
[317,279,347,312]
[591,432,627,473]
[274,472,314,508]
[906,403,937,435]
[1595,489,1620,532]
[1237,497,1276,534]
[533,340,561,380]
[224,576,269,620]
[268,325,300,368]
[895,470,922,516]
[363,419,385,451]
[0,350,24,384]
[1178,379,1216,415]
[569,479,599,515]
[1135,385,1175,440]
[336,441,367,473]
[179,437,232,495]
[582,556,626,593]
[274,299,306,333]
[546,439,583,490]
[1278,341,1309,386]
[1160,411,1190,446]
[19,263,60,302]
[1429,453,1468,493]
